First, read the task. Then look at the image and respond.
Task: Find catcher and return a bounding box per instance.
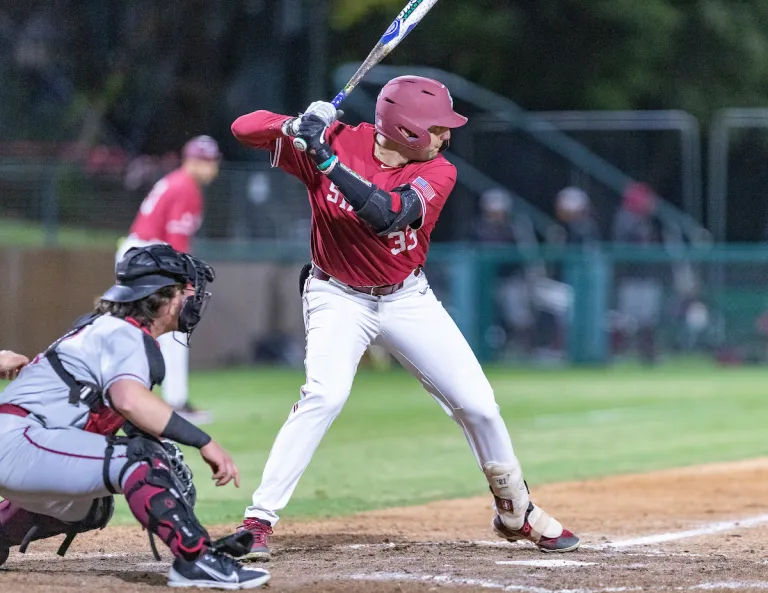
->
[0,245,269,589]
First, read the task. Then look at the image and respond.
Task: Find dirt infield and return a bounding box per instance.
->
[4,458,768,592]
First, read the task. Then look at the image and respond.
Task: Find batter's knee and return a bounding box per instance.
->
[300,382,351,418]
[450,383,503,428]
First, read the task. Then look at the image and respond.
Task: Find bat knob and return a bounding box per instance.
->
[292,137,308,152]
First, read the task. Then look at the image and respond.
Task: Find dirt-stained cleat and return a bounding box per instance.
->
[168,550,270,589]
[493,502,580,553]
[236,518,272,562]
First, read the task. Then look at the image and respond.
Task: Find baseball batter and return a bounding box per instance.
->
[231,75,580,560]
[0,245,269,589]
[117,135,222,424]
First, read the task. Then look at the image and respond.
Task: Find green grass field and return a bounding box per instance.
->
[99,362,768,526]
[0,219,121,248]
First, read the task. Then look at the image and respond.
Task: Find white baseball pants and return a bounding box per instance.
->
[245,268,524,525]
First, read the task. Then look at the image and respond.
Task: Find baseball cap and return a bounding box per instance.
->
[182,135,221,161]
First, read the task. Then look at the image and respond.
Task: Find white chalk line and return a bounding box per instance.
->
[348,572,643,592]
[348,573,768,592]
[496,559,596,567]
[597,513,768,549]
[6,551,133,560]
[343,512,768,552]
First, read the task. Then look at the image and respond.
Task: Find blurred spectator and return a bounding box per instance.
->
[469,188,537,356]
[611,182,662,364]
[555,187,600,245]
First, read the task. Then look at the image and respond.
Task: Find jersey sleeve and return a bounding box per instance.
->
[231,110,317,184]
[407,162,457,230]
[100,326,152,397]
[164,190,201,253]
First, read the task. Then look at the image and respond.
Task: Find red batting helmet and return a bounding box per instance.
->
[375,76,468,150]
[182,135,221,161]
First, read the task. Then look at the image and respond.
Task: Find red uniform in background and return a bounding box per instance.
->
[231,112,456,287]
[116,135,221,424]
[127,168,204,254]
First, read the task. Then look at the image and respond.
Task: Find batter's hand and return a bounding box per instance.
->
[0,350,29,381]
[302,101,343,127]
[200,440,240,488]
[297,114,335,165]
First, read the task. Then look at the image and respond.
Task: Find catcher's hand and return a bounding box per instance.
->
[0,350,29,380]
[200,439,240,487]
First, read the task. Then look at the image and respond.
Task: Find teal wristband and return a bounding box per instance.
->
[317,155,338,172]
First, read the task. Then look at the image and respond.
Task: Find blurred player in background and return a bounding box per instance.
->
[116,135,221,424]
[230,75,580,561]
[555,187,599,246]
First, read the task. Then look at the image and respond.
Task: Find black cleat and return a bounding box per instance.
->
[168,550,270,590]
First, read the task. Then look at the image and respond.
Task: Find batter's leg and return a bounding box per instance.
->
[378,279,579,552]
[241,279,377,556]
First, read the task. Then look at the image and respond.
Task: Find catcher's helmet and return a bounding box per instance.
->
[375,76,468,150]
[101,244,215,336]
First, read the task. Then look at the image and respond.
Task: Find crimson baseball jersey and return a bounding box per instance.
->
[231,111,457,286]
[128,168,203,253]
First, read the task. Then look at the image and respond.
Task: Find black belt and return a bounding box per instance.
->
[311,267,419,297]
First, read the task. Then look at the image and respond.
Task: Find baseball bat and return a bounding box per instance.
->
[293,0,440,152]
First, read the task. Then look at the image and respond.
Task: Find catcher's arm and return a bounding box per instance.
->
[110,379,239,487]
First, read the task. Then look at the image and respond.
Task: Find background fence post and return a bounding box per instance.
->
[566,249,610,365]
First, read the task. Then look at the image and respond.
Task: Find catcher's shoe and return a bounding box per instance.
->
[493,502,580,553]
[168,550,270,589]
[236,518,272,562]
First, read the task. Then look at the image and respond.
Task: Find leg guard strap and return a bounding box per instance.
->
[121,436,209,561]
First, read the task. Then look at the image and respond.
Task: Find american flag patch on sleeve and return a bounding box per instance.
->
[412,176,436,201]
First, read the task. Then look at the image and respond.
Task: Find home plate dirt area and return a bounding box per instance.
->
[4,459,768,592]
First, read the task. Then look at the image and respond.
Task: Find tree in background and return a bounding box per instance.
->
[330,0,768,122]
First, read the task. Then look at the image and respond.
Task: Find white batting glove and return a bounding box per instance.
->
[302,101,343,127]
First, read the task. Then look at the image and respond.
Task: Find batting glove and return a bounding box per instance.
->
[297,114,336,171]
[303,101,344,127]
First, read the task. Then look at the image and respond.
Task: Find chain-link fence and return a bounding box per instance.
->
[0,159,310,244]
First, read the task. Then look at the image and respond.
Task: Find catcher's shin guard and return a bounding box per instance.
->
[0,496,113,563]
[121,436,209,561]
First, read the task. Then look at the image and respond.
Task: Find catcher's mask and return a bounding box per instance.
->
[101,244,215,340]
